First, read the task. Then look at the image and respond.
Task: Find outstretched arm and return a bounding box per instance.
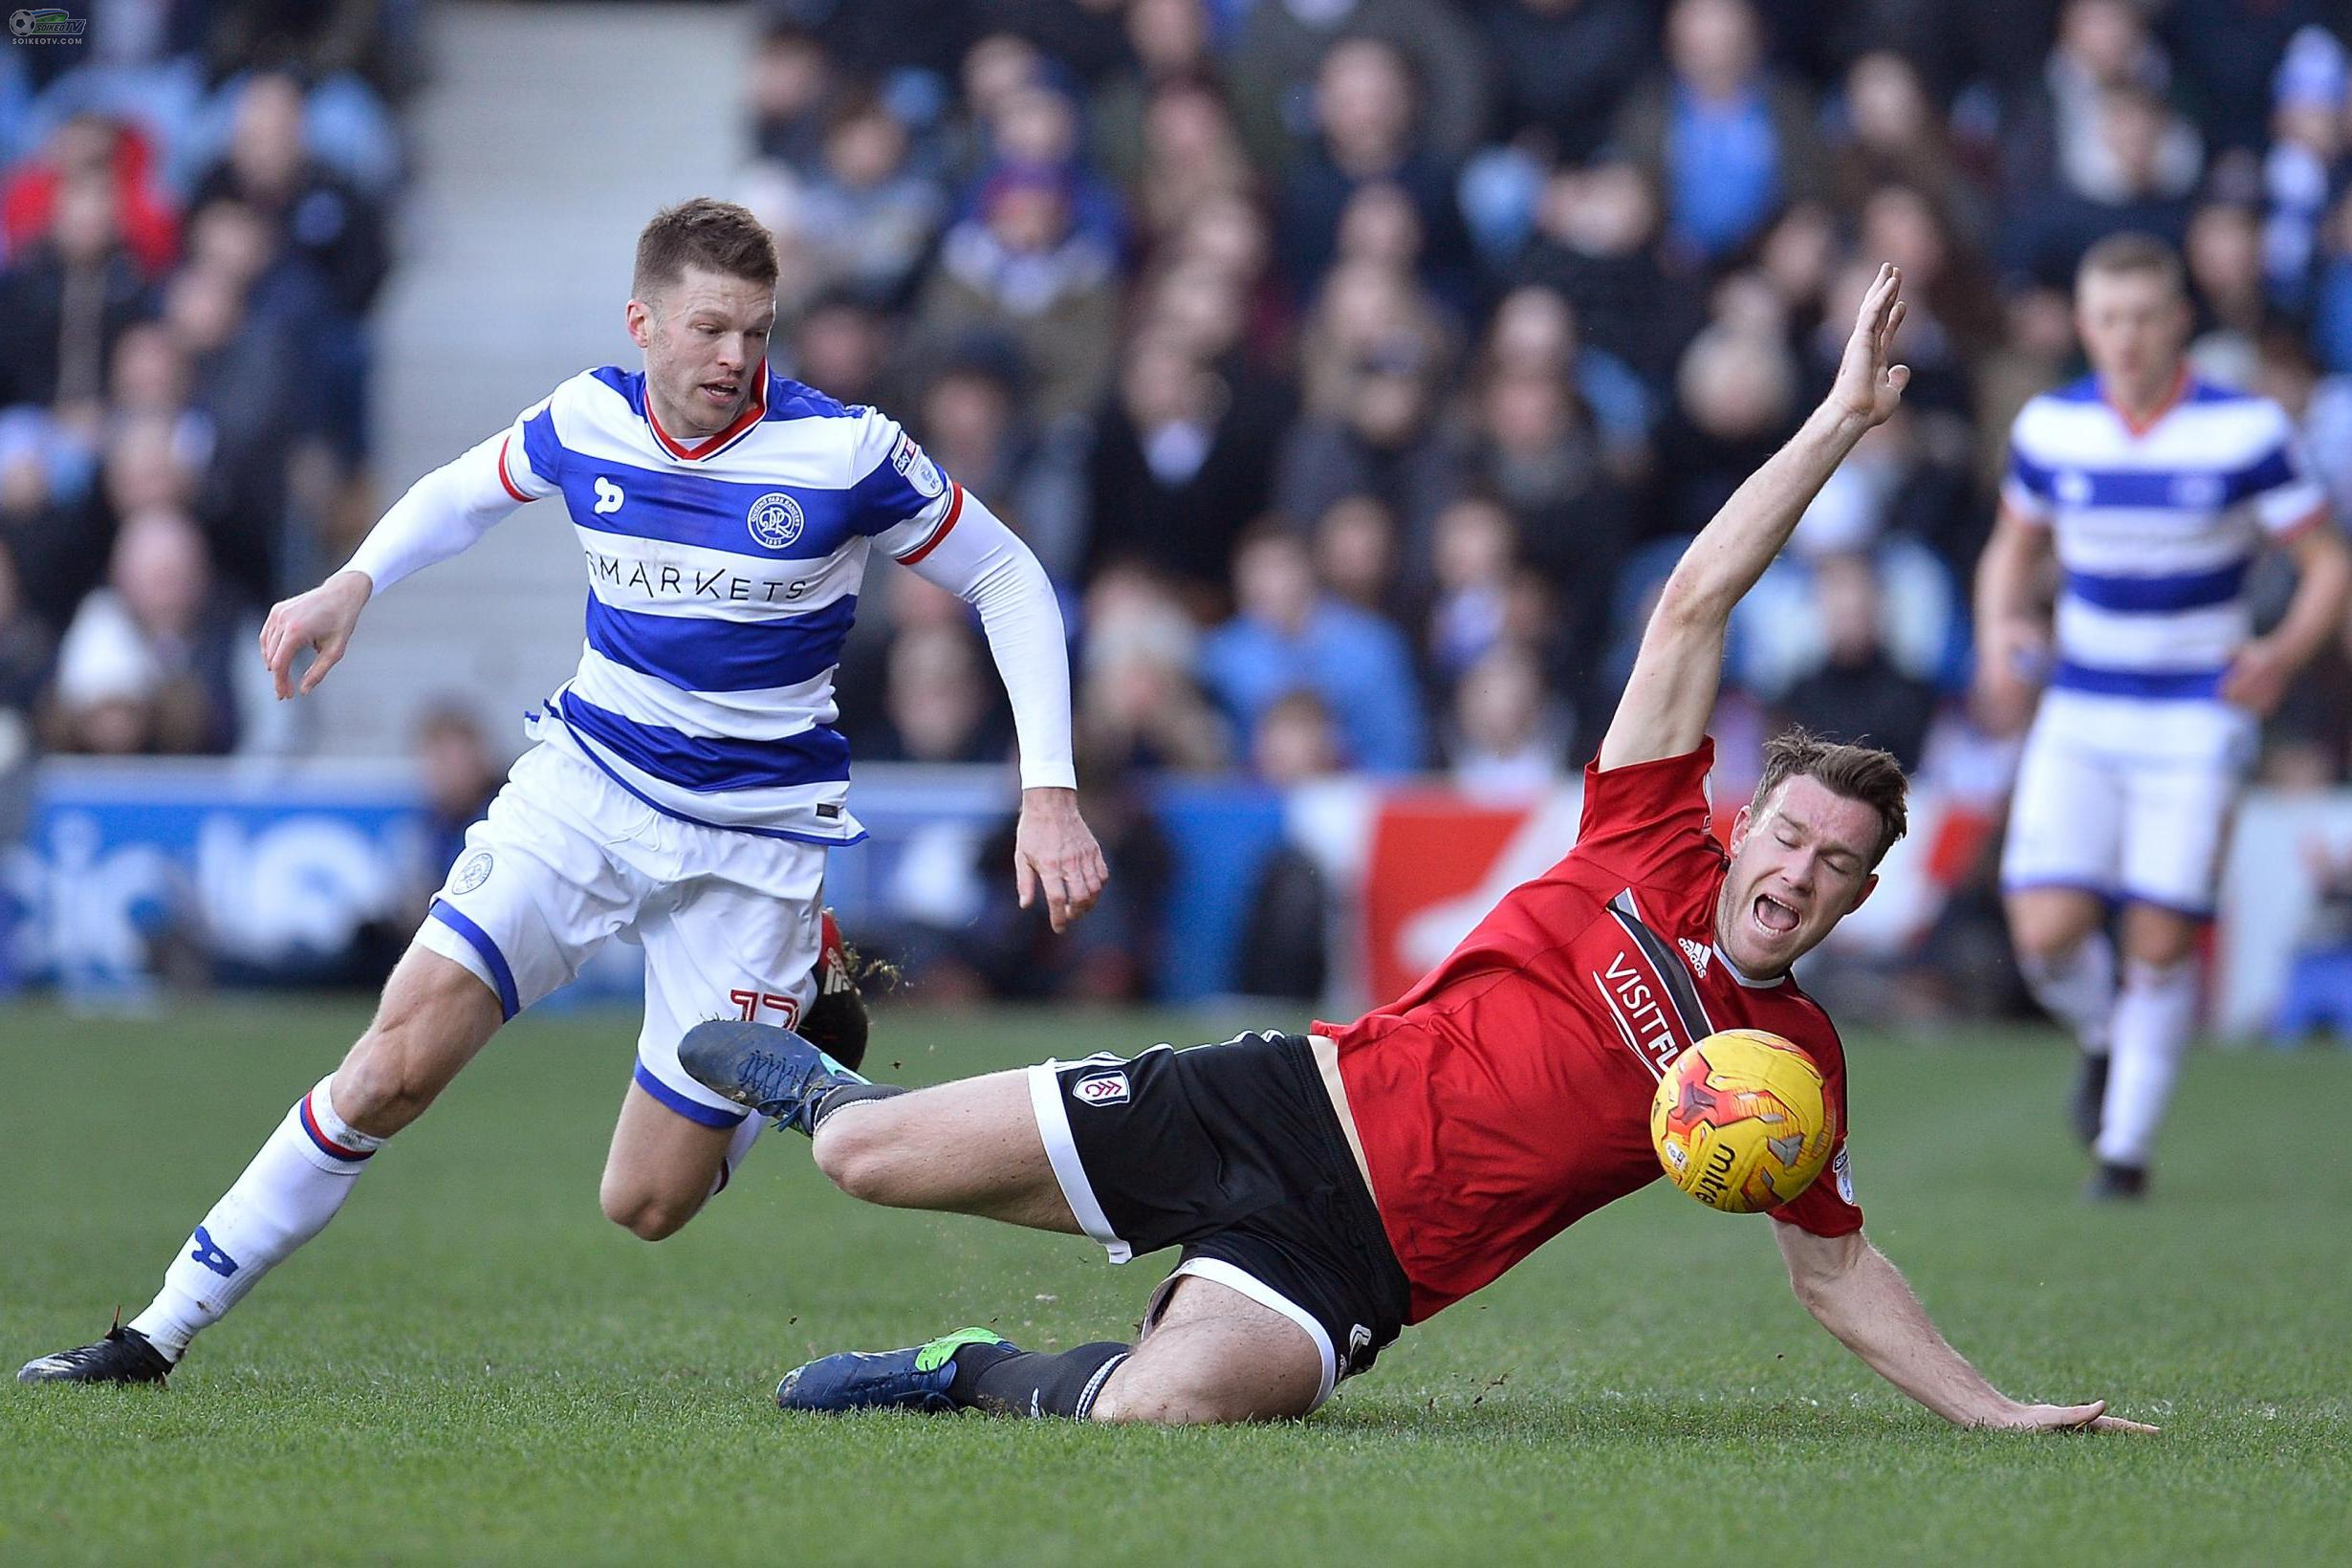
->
[1598,264,1911,771]
[902,490,1108,931]
[1775,1222,2158,1432]
[260,425,542,697]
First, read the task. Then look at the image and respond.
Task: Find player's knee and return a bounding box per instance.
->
[1088,1374,1293,1426]
[812,1114,903,1204]
[599,1178,700,1242]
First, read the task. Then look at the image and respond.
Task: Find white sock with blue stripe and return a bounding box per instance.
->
[128,1078,386,1360]
[2019,930,2116,1055]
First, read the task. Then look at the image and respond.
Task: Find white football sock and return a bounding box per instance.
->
[2018,930,2117,1055]
[128,1078,385,1359]
[708,1113,765,1199]
[2096,958,2199,1168]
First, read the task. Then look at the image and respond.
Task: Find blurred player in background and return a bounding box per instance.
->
[20,198,1106,1385]
[1976,233,2350,1200]
[682,269,2147,1436]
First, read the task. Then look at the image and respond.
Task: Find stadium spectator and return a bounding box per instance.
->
[789,95,947,307]
[746,24,843,176]
[0,113,179,281]
[1614,0,1827,265]
[1510,160,1697,389]
[1274,330,1460,569]
[2000,0,2199,207]
[1309,492,1407,621]
[1294,256,1453,420]
[1446,642,1565,799]
[1227,0,1492,173]
[1088,0,1217,195]
[49,509,263,757]
[1774,552,1940,772]
[861,620,1016,768]
[1126,76,1261,255]
[412,702,504,902]
[785,290,899,409]
[916,349,1086,584]
[1076,563,1230,773]
[1274,35,1473,300]
[916,163,1118,425]
[2004,82,2200,287]
[1657,323,1802,540]
[188,73,389,321]
[1082,331,1287,603]
[1199,527,1426,773]
[1831,51,1991,252]
[0,173,150,413]
[1422,495,1515,687]
[1477,0,1655,166]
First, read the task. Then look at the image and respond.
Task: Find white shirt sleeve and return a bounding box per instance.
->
[343,397,561,597]
[897,487,1077,792]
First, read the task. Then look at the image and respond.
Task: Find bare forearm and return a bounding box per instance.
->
[1972,517,2043,640]
[2268,532,2352,667]
[1800,1242,2010,1426]
[1663,405,1867,623]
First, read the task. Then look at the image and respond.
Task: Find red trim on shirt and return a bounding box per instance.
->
[2104,365,2189,439]
[647,366,769,461]
[495,435,532,504]
[2274,501,2335,542]
[894,484,965,565]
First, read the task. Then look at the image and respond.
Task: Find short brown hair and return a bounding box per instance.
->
[633,198,779,299]
[2077,230,2184,297]
[1749,728,1908,866]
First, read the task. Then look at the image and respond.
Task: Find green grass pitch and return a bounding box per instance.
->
[3,999,2346,1564]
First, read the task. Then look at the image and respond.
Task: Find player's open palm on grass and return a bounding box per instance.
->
[260,569,371,699]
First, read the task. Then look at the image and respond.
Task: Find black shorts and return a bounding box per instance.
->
[1030,1031,1411,1405]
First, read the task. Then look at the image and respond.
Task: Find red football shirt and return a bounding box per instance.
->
[1318,742,1862,1323]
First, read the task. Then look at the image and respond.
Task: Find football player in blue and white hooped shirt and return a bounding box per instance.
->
[1974,232,2350,1202]
[16,199,1109,1385]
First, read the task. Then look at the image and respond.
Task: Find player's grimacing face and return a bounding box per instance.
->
[1714,776,1882,978]
[626,266,776,437]
[2075,270,2188,397]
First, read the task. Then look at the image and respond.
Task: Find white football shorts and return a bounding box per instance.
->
[414,741,827,1126]
[1999,688,2255,919]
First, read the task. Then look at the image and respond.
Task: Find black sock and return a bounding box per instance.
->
[949,1340,1130,1418]
[809,1081,907,1132]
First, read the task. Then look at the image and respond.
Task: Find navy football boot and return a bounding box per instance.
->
[677,1019,868,1135]
[776,1327,1012,1414]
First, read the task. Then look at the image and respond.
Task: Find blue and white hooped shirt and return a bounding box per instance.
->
[2002,373,2332,706]
[492,366,963,844]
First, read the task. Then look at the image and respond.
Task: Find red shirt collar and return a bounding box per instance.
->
[2102,365,2189,440]
[646,366,768,461]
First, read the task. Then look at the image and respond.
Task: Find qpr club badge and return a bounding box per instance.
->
[747,491,805,551]
[452,850,493,894]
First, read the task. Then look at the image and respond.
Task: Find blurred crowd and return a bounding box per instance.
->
[743,0,2352,806]
[739,0,2352,1009]
[0,0,420,773]
[12,1,2352,1022]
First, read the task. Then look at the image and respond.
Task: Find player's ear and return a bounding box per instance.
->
[1848,872,1879,913]
[1727,804,1753,854]
[624,298,653,349]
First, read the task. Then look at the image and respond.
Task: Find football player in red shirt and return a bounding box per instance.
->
[679,266,2155,1434]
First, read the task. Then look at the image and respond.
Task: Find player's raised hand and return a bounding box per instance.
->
[1984,1399,2161,1436]
[259,569,372,699]
[1013,786,1109,933]
[1827,262,1911,433]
